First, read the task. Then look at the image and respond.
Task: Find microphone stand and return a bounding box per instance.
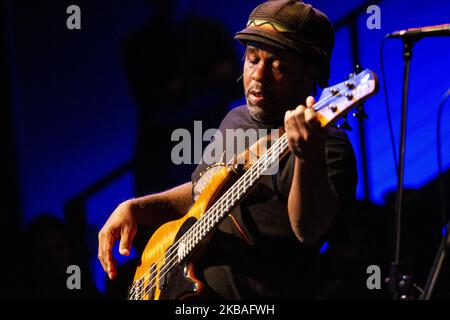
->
[386,26,450,300]
[419,90,450,300]
[419,227,450,299]
[388,37,415,300]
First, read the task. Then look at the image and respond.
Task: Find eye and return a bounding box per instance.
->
[247,55,259,65]
[272,60,285,73]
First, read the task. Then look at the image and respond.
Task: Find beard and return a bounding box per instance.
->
[246,102,274,123]
[245,83,285,124]
[245,96,289,125]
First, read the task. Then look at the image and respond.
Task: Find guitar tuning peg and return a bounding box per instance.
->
[348,72,356,79]
[338,115,353,131]
[353,106,369,120]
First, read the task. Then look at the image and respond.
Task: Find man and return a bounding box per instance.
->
[98,0,357,299]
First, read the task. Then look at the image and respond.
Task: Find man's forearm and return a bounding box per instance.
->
[128,182,193,227]
[288,156,338,245]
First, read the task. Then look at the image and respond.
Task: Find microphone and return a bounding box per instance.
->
[387,23,450,39]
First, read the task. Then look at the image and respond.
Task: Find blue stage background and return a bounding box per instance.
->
[4,0,450,296]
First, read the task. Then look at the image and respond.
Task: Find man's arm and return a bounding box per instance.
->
[128,182,193,227]
[288,155,337,245]
[285,96,338,245]
[98,182,192,279]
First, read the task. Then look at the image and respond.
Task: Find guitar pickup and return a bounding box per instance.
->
[145,263,157,299]
[158,245,172,290]
[158,273,166,291]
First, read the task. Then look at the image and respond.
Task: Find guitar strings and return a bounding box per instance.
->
[130,91,349,299]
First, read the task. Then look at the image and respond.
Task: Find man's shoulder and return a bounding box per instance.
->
[219,105,250,128]
[224,105,249,118]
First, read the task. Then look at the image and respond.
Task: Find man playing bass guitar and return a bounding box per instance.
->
[98,0,358,299]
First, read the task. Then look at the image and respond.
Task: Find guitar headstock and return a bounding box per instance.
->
[315,69,378,128]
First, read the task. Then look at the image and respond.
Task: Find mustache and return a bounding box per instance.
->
[245,83,273,98]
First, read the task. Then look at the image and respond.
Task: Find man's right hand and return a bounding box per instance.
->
[98,200,137,280]
[97,182,193,280]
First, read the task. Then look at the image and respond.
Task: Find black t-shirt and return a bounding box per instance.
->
[191,105,357,299]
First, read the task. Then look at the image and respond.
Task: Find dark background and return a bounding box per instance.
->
[1,0,449,299]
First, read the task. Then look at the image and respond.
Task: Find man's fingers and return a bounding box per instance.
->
[304,108,320,128]
[98,230,109,273]
[301,97,320,129]
[292,105,309,139]
[99,229,118,279]
[284,98,324,159]
[306,96,316,108]
[285,110,302,153]
[119,226,136,256]
[295,104,306,113]
[105,243,117,279]
[284,110,301,136]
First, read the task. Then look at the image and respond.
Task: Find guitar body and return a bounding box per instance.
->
[129,165,240,300]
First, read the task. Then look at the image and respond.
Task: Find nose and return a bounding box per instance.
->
[251,61,269,84]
